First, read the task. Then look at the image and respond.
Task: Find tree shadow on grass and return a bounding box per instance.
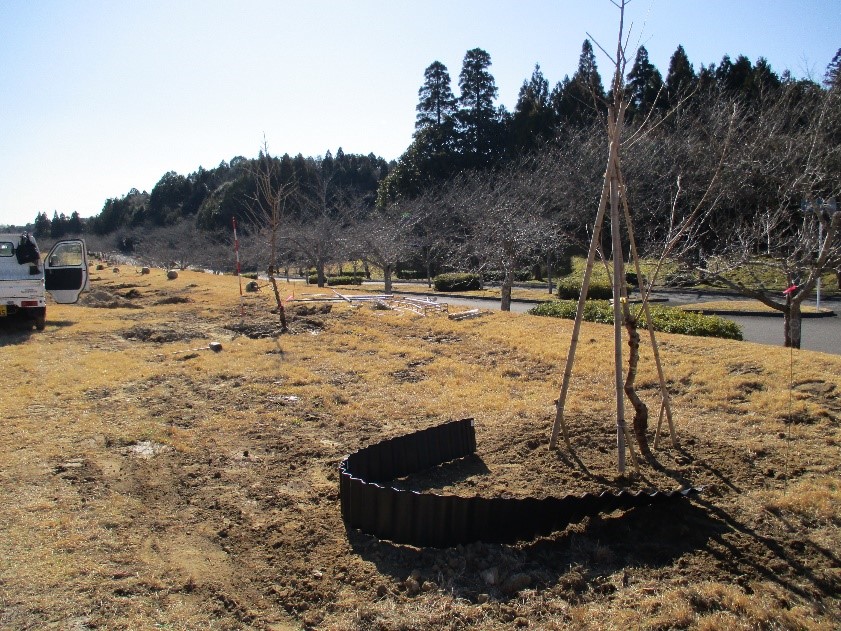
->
[347,498,719,602]
[349,493,837,606]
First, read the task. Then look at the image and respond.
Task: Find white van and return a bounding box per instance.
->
[0,233,89,330]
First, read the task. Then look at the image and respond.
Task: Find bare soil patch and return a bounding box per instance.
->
[1,271,839,630]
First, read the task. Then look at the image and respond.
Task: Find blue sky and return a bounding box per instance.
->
[1,0,838,227]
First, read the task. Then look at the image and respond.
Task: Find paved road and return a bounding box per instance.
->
[412,292,841,356]
[719,313,841,355]
[655,291,841,355]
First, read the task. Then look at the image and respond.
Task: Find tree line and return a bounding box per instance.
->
[377,41,820,203]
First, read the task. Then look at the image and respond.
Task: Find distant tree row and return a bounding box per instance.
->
[377,41,829,204]
[32,210,83,239]
[37,150,390,243]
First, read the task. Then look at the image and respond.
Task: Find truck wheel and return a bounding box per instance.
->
[35,313,46,331]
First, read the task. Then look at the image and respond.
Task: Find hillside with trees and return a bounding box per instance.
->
[20,41,841,347]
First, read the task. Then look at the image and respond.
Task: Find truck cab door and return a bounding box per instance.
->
[44,239,89,304]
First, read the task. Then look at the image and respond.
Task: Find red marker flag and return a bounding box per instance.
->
[783,284,797,296]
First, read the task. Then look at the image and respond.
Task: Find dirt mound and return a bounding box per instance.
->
[79,289,144,309]
[293,304,333,316]
[224,307,332,338]
[153,296,192,305]
[121,325,202,343]
[224,320,286,339]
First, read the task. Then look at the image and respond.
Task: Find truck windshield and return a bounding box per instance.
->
[0,242,13,257]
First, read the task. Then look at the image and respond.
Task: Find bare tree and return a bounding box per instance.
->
[133,219,225,271]
[247,141,295,330]
[402,189,458,288]
[286,169,353,288]
[347,204,422,294]
[692,85,841,348]
[549,0,738,470]
[441,158,565,311]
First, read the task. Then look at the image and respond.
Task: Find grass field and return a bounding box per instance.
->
[1,266,839,630]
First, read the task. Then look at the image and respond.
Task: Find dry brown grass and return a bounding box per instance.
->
[1,267,839,630]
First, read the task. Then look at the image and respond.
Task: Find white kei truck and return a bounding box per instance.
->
[0,233,89,330]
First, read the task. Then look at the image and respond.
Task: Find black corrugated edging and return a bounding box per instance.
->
[339,418,700,548]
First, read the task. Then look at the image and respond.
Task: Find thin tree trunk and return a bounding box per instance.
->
[500,270,513,311]
[316,261,326,288]
[547,253,553,294]
[785,301,803,349]
[268,273,288,332]
[622,309,651,459]
[384,264,393,294]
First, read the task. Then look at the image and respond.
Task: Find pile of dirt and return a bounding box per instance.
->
[120,324,203,343]
[224,320,287,339]
[79,289,144,309]
[153,295,192,305]
[292,304,333,316]
[224,306,333,338]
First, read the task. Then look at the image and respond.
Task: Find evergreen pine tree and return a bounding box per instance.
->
[625,46,664,121]
[416,61,457,132]
[67,211,83,234]
[510,63,555,153]
[552,40,606,126]
[414,60,458,168]
[824,48,841,90]
[664,45,696,107]
[752,57,781,98]
[33,211,51,238]
[457,47,503,166]
[50,211,66,239]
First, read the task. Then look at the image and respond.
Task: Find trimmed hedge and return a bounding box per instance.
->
[483,269,532,283]
[556,278,613,300]
[433,272,482,292]
[307,274,363,286]
[528,300,743,340]
[396,269,427,280]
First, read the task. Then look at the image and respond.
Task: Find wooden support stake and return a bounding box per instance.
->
[615,164,678,448]
[654,400,666,449]
[608,124,627,476]
[549,157,612,451]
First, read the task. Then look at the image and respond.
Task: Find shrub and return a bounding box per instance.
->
[433,272,482,292]
[625,271,647,287]
[483,269,531,283]
[556,278,613,300]
[554,254,573,276]
[328,275,362,286]
[241,272,258,280]
[396,269,427,280]
[529,300,743,340]
[307,274,363,286]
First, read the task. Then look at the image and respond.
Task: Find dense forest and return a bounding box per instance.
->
[22,41,841,336]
